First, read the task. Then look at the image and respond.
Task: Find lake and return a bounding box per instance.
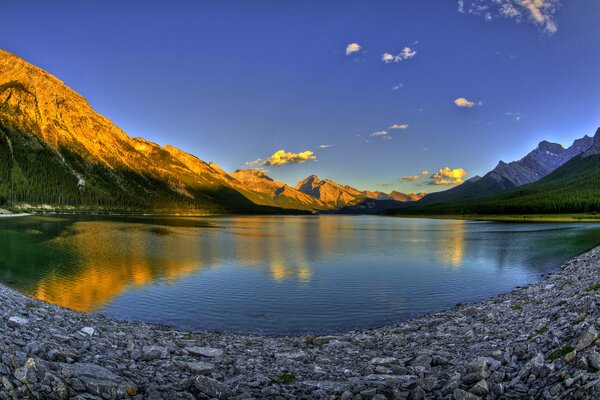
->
[0,215,599,334]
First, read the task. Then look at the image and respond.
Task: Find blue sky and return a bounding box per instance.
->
[1,0,599,193]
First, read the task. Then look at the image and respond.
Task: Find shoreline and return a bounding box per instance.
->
[1,250,599,398]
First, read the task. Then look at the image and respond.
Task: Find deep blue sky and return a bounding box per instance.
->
[1,1,599,192]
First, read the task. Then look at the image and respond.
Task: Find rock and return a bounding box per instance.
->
[409,385,426,399]
[15,358,42,384]
[195,376,230,398]
[453,388,481,400]
[463,369,489,385]
[588,351,600,370]
[369,357,397,366]
[469,380,489,396]
[374,365,393,374]
[340,391,353,400]
[142,346,168,361]
[59,362,131,398]
[186,361,215,375]
[79,327,95,336]
[276,350,307,361]
[360,387,377,397]
[564,350,577,363]
[462,307,479,317]
[575,326,598,351]
[186,346,223,358]
[8,316,29,328]
[313,336,339,345]
[410,354,432,368]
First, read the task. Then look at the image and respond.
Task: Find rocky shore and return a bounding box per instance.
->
[1,249,600,399]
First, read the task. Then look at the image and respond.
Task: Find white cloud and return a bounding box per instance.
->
[399,47,417,60]
[458,0,559,33]
[392,83,404,91]
[382,53,395,63]
[389,124,409,130]
[370,130,392,140]
[319,144,332,149]
[454,97,482,108]
[506,112,522,121]
[345,42,361,56]
[247,150,317,167]
[245,158,263,167]
[382,47,418,63]
[401,175,422,182]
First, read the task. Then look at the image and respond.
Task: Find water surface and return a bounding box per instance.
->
[0,215,599,333]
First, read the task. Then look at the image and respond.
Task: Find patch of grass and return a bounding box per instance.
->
[585,283,600,292]
[528,326,548,341]
[25,302,36,309]
[304,335,317,346]
[565,277,574,286]
[548,345,575,362]
[572,315,586,325]
[278,373,296,385]
[244,341,253,347]
[512,304,523,311]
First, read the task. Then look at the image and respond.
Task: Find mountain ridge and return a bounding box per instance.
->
[417,133,594,206]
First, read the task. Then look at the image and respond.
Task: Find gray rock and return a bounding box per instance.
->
[142,345,168,361]
[453,388,481,400]
[186,346,223,358]
[195,375,229,398]
[185,361,215,375]
[8,316,29,327]
[575,326,598,351]
[469,380,489,396]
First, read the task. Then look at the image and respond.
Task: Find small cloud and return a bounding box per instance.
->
[392,83,404,91]
[428,167,468,185]
[454,97,482,108]
[245,158,263,167]
[247,150,317,167]
[382,47,418,63]
[382,53,395,63]
[389,123,409,130]
[370,130,392,140]
[505,112,522,121]
[319,144,332,149]
[345,42,361,56]
[402,175,422,182]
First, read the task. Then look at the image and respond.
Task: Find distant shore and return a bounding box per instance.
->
[1,245,599,398]
[388,213,600,222]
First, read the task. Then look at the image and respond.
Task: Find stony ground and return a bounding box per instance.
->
[1,249,600,399]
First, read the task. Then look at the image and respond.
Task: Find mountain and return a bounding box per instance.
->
[388,128,600,215]
[295,175,366,208]
[0,49,283,214]
[389,191,426,202]
[417,134,594,205]
[230,169,329,211]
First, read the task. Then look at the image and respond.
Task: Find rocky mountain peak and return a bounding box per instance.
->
[582,127,600,156]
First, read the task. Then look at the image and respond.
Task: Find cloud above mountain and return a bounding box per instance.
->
[246,150,317,167]
[458,0,559,33]
[428,167,468,185]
